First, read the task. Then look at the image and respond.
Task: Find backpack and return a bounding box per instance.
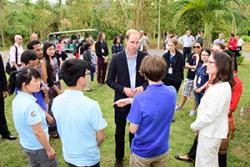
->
[6,46,18,75]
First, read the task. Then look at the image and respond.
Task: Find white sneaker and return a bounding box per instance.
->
[189,110,196,116]
[175,106,182,110]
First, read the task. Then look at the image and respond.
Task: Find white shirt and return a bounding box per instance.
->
[237,38,244,46]
[178,35,195,47]
[213,39,225,45]
[9,43,24,66]
[190,82,231,139]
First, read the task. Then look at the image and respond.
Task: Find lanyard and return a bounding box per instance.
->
[169,55,176,66]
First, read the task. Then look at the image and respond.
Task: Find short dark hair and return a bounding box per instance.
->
[214,42,226,50]
[113,36,120,44]
[211,52,235,88]
[59,59,87,87]
[193,41,203,47]
[27,40,41,50]
[8,67,40,95]
[139,56,166,82]
[21,50,38,65]
[202,48,211,55]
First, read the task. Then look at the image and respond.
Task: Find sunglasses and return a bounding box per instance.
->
[193,46,201,49]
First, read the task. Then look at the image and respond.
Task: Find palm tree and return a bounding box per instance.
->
[173,0,243,48]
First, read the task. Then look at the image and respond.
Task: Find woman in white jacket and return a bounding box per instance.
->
[190,51,235,167]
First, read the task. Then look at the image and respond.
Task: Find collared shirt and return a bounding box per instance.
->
[179,35,195,47]
[12,91,48,150]
[237,38,244,46]
[9,43,24,65]
[52,90,107,166]
[126,51,137,89]
[127,83,176,158]
[213,39,225,45]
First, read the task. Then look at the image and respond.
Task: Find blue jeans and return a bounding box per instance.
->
[194,91,204,106]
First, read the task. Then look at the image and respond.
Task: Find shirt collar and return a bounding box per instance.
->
[146,83,164,90]
[125,49,137,59]
[14,43,21,47]
[19,91,37,101]
[65,89,84,96]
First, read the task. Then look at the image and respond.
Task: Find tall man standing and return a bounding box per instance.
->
[179,30,195,62]
[9,35,24,71]
[106,29,147,167]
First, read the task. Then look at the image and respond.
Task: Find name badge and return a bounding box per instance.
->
[197,77,201,84]
[168,67,173,74]
[101,48,105,53]
[56,73,59,82]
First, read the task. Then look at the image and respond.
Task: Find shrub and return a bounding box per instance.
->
[241,35,250,42]
[237,53,245,65]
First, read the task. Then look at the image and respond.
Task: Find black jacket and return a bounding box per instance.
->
[163,50,184,83]
[106,50,148,111]
[95,41,109,59]
[0,54,7,93]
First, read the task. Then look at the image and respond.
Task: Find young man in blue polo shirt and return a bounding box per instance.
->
[52,59,107,167]
[116,56,176,166]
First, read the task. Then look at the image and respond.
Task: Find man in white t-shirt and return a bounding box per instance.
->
[178,30,195,62]
[236,35,244,51]
[9,35,24,71]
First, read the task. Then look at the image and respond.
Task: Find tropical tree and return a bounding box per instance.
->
[173,0,243,48]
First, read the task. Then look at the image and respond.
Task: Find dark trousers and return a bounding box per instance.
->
[164,80,182,93]
[90,65,96,81]
[183,47,192,62]
[66,162,99,167]
[194,91,204,106]
[229,50,238,72]
[187,135,198,160]
[115,109,134,161]
[97,58,107,84]
[24,148,58,167]
[0,96,10,137]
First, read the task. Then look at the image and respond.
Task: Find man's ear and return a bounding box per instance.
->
[78,76,85,87]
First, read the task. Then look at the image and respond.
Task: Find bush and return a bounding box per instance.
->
[237,53,245,65]
[241,35,250,42]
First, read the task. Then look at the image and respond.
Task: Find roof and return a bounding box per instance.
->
[48,29,98,36]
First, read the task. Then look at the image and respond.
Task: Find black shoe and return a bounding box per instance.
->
[2,134,17,140]
[115,160,123,167]
[174,154,194,163]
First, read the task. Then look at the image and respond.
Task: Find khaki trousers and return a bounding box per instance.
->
[130,152,168,167]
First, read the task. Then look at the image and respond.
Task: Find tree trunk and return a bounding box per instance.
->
[0,27,5,49]
[157,0,161,49]
[204,22,213,48]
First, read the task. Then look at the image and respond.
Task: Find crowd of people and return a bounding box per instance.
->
[0,28,244,167]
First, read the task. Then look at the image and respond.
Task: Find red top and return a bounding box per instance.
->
[227,37,238,51]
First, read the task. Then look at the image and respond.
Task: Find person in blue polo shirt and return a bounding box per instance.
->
[115,56,176,166]
[52,59,107,167]
[9,67,57,167]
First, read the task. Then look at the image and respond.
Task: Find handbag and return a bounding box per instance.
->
[6,45,18,75]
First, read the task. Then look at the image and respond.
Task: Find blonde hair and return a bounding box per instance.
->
[125,29,139,40]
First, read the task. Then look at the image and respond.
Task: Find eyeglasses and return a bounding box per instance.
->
[193,46,201,49]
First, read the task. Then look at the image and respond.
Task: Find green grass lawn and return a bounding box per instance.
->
[0,61,250,167]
